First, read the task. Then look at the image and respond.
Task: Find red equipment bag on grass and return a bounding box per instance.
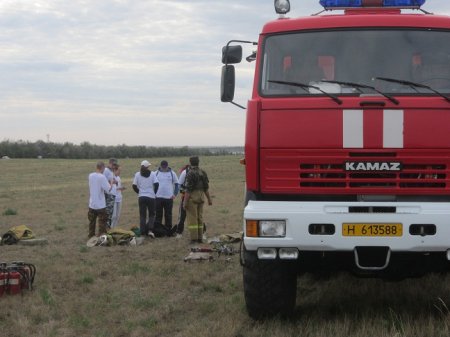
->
[0,262,36,297]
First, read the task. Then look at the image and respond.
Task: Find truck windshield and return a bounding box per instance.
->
[260,29,450,96]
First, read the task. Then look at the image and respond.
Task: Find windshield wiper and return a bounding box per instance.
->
[375,77,450,103]
[321,80,399,105]
[268,80,342,105]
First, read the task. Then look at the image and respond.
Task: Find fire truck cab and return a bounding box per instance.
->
[221,0,450,319]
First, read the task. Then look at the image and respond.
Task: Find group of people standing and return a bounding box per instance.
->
[132,156,212,243]
[88,156,212,244]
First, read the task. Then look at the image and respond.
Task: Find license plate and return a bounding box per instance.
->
[342,223,402,237]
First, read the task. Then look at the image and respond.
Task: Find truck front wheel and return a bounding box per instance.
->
[242,247,297,319]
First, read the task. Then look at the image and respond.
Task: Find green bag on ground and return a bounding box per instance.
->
[1,225,35,245]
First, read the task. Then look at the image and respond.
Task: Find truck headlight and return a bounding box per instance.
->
[257,248,277,259]
[279,248,299,260]
[245,220,286,237]
[260,220,286,237]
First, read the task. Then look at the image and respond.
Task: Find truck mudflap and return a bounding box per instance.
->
[243,200,450,271]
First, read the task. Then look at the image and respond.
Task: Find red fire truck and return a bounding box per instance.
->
[221,0,450,319]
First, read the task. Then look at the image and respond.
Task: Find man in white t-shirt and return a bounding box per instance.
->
[155,160,179,235]
[132,160,159,237]
[173,164,190,238]
[88,161,112,238]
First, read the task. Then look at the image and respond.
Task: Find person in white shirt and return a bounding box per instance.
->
[174,164,190,238]
[111,165,125,228]
[132,160,159,238]
[155,160,179,235]
[103,158,118,228]
[88,161,112,238]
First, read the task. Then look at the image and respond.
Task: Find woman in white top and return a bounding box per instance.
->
[111,165,125,228]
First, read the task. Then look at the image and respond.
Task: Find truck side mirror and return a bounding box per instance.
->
[222,45,242,64]
[221,65,235,102]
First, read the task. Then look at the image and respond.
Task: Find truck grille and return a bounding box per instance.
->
[261,150,450,195]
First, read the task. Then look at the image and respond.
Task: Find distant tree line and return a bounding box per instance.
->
[0,140,242,159]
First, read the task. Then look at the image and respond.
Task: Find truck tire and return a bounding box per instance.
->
[242,247,297,319]
[244,189,257,206]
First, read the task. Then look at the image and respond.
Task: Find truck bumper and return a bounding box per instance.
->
[243,200,450,254]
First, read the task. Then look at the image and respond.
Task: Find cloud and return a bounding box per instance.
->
[0,0,257,146]
[1,0,450,146]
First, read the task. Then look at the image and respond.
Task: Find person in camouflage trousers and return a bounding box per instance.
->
[88,208,109,238]
[103,158,118,228]
[183,156,212,243]
[88,161,112,238]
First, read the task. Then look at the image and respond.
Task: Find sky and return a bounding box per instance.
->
[1,0,450,147]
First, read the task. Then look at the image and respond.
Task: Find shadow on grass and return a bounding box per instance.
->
[292,272,450,321]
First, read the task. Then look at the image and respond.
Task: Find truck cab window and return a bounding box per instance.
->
[260,29,450,96]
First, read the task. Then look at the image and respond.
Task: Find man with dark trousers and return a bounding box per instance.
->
[155,160,179,235]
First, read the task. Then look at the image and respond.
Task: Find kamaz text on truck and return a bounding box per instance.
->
[221,0,450,319]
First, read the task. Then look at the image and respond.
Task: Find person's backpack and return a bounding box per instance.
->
[152,222,174,237]
[186,167,209,191]
[156,168,175,184]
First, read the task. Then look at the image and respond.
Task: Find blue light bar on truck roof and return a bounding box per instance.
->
[319,0,426,8]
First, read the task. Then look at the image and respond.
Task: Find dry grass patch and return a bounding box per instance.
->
[0,157,449,337]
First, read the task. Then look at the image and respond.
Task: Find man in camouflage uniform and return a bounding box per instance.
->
[183,156,212,243]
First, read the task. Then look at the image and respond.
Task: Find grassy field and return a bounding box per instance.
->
[0,156,449,337]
